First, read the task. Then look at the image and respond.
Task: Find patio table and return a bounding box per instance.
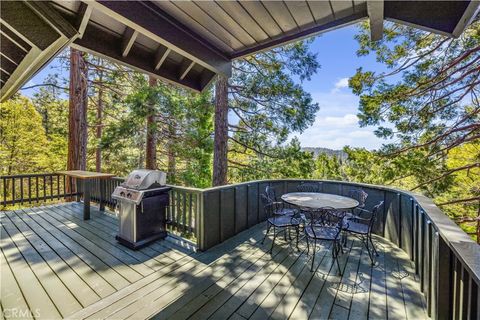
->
[281,192,359,211]
[57,170,115,220]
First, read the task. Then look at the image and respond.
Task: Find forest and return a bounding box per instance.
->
[1,20,479,241]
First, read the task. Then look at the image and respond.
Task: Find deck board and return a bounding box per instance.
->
[0,203,428,319]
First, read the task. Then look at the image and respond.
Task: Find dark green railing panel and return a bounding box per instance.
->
[220,188,235,242]
[1,174,478,319]
[234,185,248,234]
[0,173,79,207]
[195,178,479,320]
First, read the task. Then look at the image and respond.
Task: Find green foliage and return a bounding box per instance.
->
[350,19,480,238]
[228,40,321,181]
[0,97,54,174]
[229,138,315,182]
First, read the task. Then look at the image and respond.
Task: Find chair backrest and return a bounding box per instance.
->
[307,206,344,239]
[261,194,275,218]
[307,206,344,227]
[369,201,384,230]
[265,186,277,201]
[348,189,368,208]
[296,182,321,193]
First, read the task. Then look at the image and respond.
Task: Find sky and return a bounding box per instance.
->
[23,23,388,151]
[290,24,387,151]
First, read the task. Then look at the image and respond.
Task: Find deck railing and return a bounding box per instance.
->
[195,179,479,320]
[87,177,201,238]
[0,173,79,206]
[1,174,478,319]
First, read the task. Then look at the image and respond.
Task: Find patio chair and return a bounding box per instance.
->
[261,195,301,253]
[339,188,369,243]
[265,186,296,216]
[304,207,345,274]
[346,188,369,217]
[342,201,384,265]
[296,182,321,193]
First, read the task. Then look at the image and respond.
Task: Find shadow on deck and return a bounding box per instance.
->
[1,203,427,319]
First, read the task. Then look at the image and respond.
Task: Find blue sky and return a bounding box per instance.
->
[23,23,387,151]
[291,24,387,150]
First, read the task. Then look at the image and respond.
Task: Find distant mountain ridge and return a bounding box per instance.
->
[301,147,347,159]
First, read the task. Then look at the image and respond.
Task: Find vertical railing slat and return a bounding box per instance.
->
[43,175,46,201]
[2,177,7,206]
[20,177,24,205]
[11,177,15,205]
[188,193,193,233]
[28,176,32,204]
[57,174,60,200]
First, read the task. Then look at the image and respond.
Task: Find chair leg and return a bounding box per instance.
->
[306,235,310,255]
[364,235,374,265]
[334,242,343,276]
[369,234,379,256]
[270,225,276,253]
[311,239,316,272]
[262,222,271,244]
[295,226,300,251]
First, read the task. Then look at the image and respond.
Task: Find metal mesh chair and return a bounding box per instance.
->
[343,201,384,265]
[347,188,369,216]
[261,195,301,253]
[303,207,345,273]
[265,186,296,216]
[296,182,321,193]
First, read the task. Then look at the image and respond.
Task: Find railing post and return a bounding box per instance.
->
[99,179,106,211]
[436,235,452,320]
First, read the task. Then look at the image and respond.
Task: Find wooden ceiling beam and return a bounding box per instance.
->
[0,1,59,50]
[91,1,231,77]
[121,27,138,57]
[154,46,171,70]
[367,0,384,41]
[179,60,195,80]
[231,11,365,59]
[452,0,480,38]
[72,23,206,91]
[76,3,92,38]
[25,1,78,39]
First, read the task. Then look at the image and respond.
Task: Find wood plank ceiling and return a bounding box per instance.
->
[1,1,479,102]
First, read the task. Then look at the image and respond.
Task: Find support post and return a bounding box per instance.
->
[212,74,228,186]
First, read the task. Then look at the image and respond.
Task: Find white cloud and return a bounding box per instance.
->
[318,114,358,127]
[292,89,386,150]
[332,77,349,93]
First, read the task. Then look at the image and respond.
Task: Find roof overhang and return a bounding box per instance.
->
[1,1,479,102]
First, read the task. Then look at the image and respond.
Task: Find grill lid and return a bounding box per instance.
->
[121,169,167,190]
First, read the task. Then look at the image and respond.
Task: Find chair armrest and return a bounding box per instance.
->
[349,215,371,223]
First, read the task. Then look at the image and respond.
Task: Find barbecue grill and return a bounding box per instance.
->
[112,169,170,249]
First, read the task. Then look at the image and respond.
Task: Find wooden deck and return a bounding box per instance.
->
[1,203,428,319]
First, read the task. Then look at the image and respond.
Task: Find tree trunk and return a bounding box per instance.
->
[67,48,88,198]
[212,75,229,186]
[145,76,157,170]
[95,84,103,172]
[67,48,88,171]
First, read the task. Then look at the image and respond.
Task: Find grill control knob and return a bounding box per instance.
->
[120,191,125,197]
[127,193,132,198]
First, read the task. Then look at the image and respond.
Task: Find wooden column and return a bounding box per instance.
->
[145,76,157,169]
[212,75,228,186]
[67,48,88,198]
